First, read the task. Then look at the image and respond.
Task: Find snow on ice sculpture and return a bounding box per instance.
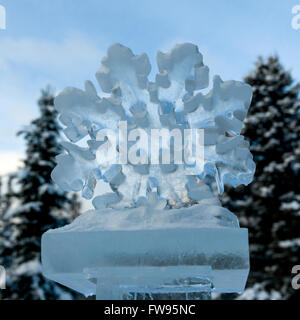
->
[42,43,255,300]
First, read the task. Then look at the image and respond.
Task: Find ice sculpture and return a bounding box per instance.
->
[42,43,255,300]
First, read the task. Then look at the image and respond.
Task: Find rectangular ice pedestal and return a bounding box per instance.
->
[42,226,249,299]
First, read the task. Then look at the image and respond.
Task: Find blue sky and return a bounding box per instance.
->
[0,0,300,174]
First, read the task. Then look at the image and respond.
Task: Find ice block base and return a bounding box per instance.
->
[42,220,249,299]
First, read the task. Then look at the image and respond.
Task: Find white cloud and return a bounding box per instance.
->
[0,32,104,86]
[0,151,23,175]
[0,33,104,174]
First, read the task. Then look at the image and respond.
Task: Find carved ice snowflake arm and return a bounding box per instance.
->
[183,76,255,194]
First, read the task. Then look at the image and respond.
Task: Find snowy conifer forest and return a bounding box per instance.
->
[222,56,300,300]
[0,54,299,300]
[0,88,81,299]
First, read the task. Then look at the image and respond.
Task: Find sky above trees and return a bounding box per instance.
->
[0,0,300,174]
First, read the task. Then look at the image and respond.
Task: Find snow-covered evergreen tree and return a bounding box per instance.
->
[222,56,300,300]
[0,87,81,300]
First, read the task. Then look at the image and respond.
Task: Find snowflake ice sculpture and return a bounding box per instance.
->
[52,43,255,210]
[44,43,255,299]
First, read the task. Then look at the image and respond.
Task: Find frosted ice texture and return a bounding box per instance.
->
[51,43,255,209]
[42,209,249,297]
[51,202,239,233]
[43,44,254,298]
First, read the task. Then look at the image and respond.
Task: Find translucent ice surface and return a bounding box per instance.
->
[51,43,255,208]
[43,43,254,299]
[42,204,249,299]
